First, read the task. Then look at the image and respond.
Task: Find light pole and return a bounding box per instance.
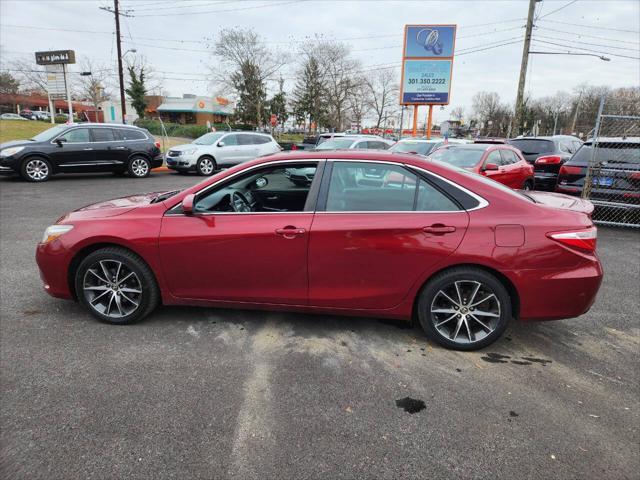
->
[528,51,611,62]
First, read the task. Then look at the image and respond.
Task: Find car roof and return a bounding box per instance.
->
[442,143,496,150]
[64,122,143,129]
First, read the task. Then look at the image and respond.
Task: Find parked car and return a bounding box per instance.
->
[19,109,37,120]
[0,113,28,121]
[556,137,640,224]
[290,135,319,151]
[33,111,52,121]
[473,137,508,144]
[36,150,602,351]
[507,135,583,190]
[314,135,393,150]
[0,123,162,182]
[166,131,281,175]
[390,138,469,156]
[429,143,535,190]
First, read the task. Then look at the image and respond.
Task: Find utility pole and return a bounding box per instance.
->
[514,0,539,135]
[571,89,583,134]
[100,0,132,124]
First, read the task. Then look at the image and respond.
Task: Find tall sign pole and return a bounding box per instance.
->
[62,64,73,121]
[514,0,539,135]
[400,25,457,138]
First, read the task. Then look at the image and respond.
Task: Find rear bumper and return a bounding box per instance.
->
[511,259,603,321]
[534,173,558,190]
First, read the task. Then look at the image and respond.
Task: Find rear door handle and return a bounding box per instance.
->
[83,148,93,151]
[423,224,456,235]
[275,226,306,238]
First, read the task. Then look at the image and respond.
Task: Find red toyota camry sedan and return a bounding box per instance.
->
[429,143,535,190]
[36,150,603,350]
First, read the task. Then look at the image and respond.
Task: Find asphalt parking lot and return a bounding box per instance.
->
[1,172,638,480]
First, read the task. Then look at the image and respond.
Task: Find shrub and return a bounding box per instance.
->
[134,119,254,138]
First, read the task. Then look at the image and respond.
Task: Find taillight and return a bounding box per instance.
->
[155,141,161,148]
[547,227,597,253]
[559,165,583,176]
[536,155,562,165]
[630,172,640,180]
[291,144,298,150]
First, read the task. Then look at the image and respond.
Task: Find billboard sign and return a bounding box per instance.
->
[45,64,67,99]
[401,59,452,104]
[404,25,456,58]
[35,50,76,65]
[400,24,456,105]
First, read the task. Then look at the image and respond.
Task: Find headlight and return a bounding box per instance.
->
[41,224,74,243]
[0,146,25,157]
[181,148,197,155]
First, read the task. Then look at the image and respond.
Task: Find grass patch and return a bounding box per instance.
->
[0,120,53,143]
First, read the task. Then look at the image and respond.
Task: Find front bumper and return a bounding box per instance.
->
[0,164,17,176]
[35,240,74,299]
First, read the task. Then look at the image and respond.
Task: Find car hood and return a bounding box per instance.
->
[168,143,201,152]
[526,190,594,216]
[1,140,35,149]
[60,191,168,220]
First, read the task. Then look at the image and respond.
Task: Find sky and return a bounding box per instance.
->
[1,0,639,125]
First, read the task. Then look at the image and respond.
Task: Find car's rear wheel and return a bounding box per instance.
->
[128,156,151,178]
[21,157,52,182]
[196,156,216,176]
[522,179,534,190]
[75,247,159,325]
[417,267,511,351]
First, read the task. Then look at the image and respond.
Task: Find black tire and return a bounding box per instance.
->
[522,179,534,191]
[417,267,511,351]
[75,247,160,325]
[196,156,216,176]
[127,156,151,178]
[20,156,52,182]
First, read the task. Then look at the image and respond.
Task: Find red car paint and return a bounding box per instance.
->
[36,150,602,323]
[430,144,535,189]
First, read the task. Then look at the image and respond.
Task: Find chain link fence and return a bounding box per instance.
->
[580,97,640,228]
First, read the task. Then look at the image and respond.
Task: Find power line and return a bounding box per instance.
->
[538,18,640,34]
[125,0,237,12]
[533,33,640,52]
[537,0,578,20]
[535,26,640,45]
[132,0,306,17]
[532,39,640,60]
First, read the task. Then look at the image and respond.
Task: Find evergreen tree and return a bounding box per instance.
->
[292,56,326,132]
[231,60,267,126]
[125,65,148,119]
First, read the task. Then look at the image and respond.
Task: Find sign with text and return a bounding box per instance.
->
[35,50,76,65]
[400,24,456,105]
[401,59,452,104]
[45,64,67,99]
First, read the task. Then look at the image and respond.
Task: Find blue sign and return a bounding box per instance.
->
[401,59,452,104]
[404,25,456,58]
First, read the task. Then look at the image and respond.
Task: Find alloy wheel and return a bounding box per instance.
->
[25,159,49,181]
[430,280,501,345]
[82,259,143,318]
[199,158,214,175]
[131,158,149,177]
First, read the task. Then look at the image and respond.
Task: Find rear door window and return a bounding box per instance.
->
[118,129,147,141]
[237,135,254,146]
[91,128,115,142]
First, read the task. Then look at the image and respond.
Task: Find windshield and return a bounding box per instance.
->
[570,143,640,166]
[31,125,69,142]
[193,133,224,145]
[315,138,356,150]
[429,148,485,168]
[508,139,554,155]
[390,141,437,155]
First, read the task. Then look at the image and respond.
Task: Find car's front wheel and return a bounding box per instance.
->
[127,156,151,178]
[417,267,511,351]
[75,247,159,325]
[196,156,216,176]
[21,157,52,182]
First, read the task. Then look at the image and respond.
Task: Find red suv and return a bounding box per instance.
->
[36,150,602,350]
[429,144,535,190]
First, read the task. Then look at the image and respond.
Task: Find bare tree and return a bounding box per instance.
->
[471,91,511,136]
[346,77,371,132]
[450,106,465,122]
[7,58,49,93]
[303,40,360,131]
[77,58,112,111]
[365,69,398,129]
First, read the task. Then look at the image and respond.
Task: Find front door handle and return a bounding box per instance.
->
[275,226,306,238]
[423,224,456,235]
[83,148,93,151]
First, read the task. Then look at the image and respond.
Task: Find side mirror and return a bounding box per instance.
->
[55,138,66,147]
[484,163,499,171]
[217,141,225,147]
[182,194,195,215]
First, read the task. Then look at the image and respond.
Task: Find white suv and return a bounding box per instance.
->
[166,131,281,175]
